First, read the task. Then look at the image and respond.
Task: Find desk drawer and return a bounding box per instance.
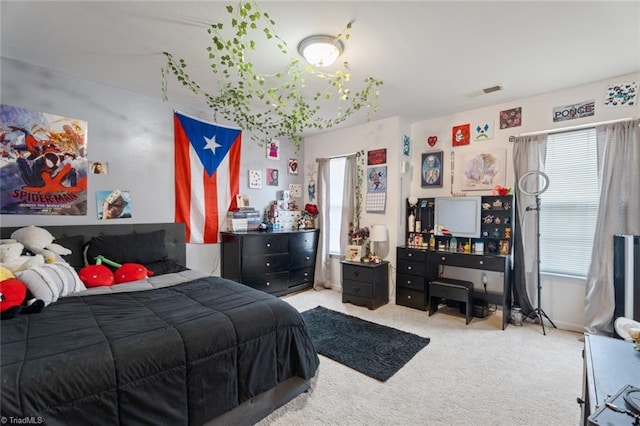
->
[397,259,425,276]
[397,247,426,262]
[429,252,505,271]
[242,234,289,255]
[342,264,373,283]
[342,280,373,298]
[397,273,425,291]
[396,287,427,310]
[243,272,289,293]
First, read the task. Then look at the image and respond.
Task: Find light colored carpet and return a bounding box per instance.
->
[257,288,584,426]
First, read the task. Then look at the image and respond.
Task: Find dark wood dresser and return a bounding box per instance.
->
[221,229,319,296]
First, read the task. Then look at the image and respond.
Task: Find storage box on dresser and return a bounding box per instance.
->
[221,229,319,296]
[341,260,389,310]
[396,247,430,310]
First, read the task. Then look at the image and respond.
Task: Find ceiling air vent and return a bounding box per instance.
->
[464,84,503,98]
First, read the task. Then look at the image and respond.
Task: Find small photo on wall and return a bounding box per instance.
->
[499,107,522,129]
[473,122,494,141]
[96,189,131,220]
[249,170,262,189]
[452,124,470,147]
[421,151,443,188]
[367,166,387,192]
[90,161,108,174]
[266,139,280,160]
[288,158,299,175]
[267,168,279,186]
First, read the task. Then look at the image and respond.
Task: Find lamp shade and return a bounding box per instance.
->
[297,35,344,67]
[370,224,388,242]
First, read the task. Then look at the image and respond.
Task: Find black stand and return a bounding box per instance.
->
[525,195,557,335]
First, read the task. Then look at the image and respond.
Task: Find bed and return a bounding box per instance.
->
[0,222,319,425]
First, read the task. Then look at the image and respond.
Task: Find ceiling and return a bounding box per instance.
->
[2,1,639,136]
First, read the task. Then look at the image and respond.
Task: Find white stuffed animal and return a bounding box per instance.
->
[10,226,71,264]
[0,240,46,273]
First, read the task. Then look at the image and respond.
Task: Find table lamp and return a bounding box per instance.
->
[370,224,388,259]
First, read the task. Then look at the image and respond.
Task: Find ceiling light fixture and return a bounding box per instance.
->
[297,35,344,67]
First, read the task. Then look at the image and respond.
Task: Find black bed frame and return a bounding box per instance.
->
[0,222,310,425]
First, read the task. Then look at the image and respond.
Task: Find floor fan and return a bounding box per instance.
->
[518,170,557,335]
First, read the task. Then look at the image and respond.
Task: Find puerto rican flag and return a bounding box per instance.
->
[174,111,241,243]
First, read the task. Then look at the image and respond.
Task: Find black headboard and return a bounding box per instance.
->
[0,222,187,266]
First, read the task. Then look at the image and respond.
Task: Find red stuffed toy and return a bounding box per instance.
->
[0,278,45,319]
[78,255,154,287]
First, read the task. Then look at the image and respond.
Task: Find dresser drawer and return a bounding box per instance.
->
[242,234,289,255]
[243,253,289,275]
[397,259,425,276]
[290,250,315,269]
[396,287,427,310]
[242,272,289,293]
[397,273,425,291]
[290,231,318,252]
[397,247,426,262]
[342,264,373,283]
[290,267,314,286]
[342,280,373,298]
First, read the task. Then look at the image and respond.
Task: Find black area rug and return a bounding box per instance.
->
[300,306,430,381]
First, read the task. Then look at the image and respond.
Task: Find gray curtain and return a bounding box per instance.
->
[512,134,548,315]
[313,155,356,290]
[584,119,640,334]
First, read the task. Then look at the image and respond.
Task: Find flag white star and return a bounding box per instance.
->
[204,135,221,154]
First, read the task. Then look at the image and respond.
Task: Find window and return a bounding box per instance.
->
[328,157,346,255]
[539,128,599,277]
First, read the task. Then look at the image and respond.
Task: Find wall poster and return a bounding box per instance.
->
[0,104,88,215]
[421,151,443,188]
[459,149,507,191]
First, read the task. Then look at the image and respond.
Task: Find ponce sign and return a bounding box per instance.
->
[552,99,595,122]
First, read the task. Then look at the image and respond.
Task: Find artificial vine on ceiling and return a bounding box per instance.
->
[161,1,383,150]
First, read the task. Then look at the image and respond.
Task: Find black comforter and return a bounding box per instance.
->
[1,276,319,425]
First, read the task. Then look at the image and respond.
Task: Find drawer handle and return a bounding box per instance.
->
[441,257,446,261]
[479,260,484,265]
[306,256,310,260]
[406,280,412,285]
[407,266,412,271]
[266,282,270,286]
[408,253,413,257]
[304,272,308,277]
[266,243,271,247]
[407,295,412,299]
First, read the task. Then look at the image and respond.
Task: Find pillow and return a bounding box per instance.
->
[16,263,86,306]
[84,230,168,265]
[54,235,85,270]
[143,259,188,276]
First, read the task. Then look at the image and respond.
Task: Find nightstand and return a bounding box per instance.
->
[341,260,389,310]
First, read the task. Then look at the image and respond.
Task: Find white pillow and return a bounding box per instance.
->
[16,262,87,306]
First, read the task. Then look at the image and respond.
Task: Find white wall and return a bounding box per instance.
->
[304,116,410,297]
[410,72,640,332]
[1,58,304,274]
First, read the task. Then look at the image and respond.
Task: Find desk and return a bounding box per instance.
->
[581,333,640,424]
[426,250,512,330]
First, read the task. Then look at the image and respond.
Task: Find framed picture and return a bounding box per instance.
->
[421,151,443,188]
[288,158,299,175]
[266,139,280,160]
[90,161,108,174]
[367,166,387,192]
[459,149,507,191]
[499,107,522,129]
[345,245,362,262]
[235,194,250,207]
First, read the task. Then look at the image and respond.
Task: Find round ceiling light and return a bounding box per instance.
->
[297,35,344,67]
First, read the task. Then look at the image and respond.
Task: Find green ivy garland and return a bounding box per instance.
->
[354,149,365,228]
[161,1,383,151]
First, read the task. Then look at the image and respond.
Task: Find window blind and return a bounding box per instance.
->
[539,128,599,277]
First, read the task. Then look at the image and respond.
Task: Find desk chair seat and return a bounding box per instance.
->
[429,278,474,325]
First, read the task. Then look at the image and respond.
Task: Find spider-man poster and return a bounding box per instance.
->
[1,105,88,215]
